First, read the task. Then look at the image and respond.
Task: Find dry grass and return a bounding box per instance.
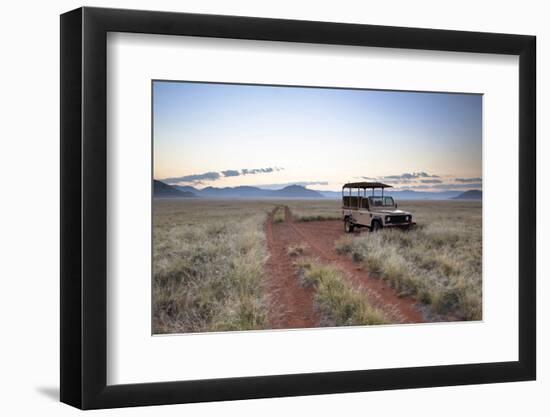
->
[153,197,482,334]
[335,201,482,320]
[287,243,308,257]
[272,205,286,223]
[295,258,389,326]
[153,199,275,334]
[285,200,341,222]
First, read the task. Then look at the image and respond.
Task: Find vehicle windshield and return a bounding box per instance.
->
[368,196,395,207]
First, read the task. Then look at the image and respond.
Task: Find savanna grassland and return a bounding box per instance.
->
[335,201,482,320]
[285,200,341,222]
[153,199,274,334]
[153,198,482,334]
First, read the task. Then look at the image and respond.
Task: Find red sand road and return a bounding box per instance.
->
[264,207,425,326]
[265,210,320,329]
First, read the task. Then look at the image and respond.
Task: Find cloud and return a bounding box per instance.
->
[163,171,221,183]
[361,172,440,183]
[384,172,440,180]
[455,177,482,183]
[381,179,414,185]
[357,172,482,192]
[163,166,283,184]
[221,169,241,177]
[241,167,283,175]
[416,172,439,178]
[414,182,482,190]
[364,172,440,182]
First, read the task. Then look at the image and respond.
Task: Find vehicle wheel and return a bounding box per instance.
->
[371,220,382,232]
[344,219,355,233]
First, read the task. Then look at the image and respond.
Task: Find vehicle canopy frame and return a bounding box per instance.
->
[341,182,393,200]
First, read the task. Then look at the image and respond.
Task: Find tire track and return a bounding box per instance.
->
[284,207,425,324]
[264,209,320,329]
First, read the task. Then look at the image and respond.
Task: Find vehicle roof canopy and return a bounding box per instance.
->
[342,182,393,189]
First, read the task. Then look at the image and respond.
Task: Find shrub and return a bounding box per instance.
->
[334,236,353,255]
[272,206,286,223]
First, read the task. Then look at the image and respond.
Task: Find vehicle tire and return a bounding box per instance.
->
[344,219,355,233]
[371,220,382,232]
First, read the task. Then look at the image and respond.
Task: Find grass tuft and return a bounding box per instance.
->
[295,258,389,326]
[287,243,308,257]
[272,206,286,223]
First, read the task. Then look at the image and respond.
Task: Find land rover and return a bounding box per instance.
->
[342,182,415,232]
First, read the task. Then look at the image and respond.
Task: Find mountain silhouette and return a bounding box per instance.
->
[154,180,195,198]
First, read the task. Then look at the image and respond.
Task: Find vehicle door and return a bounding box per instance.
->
[356,196,371,227]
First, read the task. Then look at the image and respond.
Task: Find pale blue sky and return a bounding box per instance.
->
[153,81,482,191]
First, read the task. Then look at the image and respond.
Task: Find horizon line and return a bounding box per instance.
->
[154,179,481,193]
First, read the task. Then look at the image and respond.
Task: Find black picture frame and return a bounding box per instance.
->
[60,6,536,410]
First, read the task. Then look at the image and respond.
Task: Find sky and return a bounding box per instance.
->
[153,81,482,192]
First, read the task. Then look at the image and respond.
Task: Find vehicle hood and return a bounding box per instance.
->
[372,209,410,215]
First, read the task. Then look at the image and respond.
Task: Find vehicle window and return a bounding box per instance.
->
[368,196,394,207]
[343,196,359,208]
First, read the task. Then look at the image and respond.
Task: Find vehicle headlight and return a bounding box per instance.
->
[406,216,411,222]
[385,216,390,222]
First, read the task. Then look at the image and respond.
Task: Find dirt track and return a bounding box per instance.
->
[265,207,425,328]
[265,209,320,329]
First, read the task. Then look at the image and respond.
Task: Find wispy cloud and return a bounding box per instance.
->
[221,169,240,177]
[412,182,482,190]
[163,167,283,184]
[242,167,283,175]
[162,171,221,183]
[455,177,482,183]
[359,171,440,184]
[383,172,440,180]
[358,172,481,192]
[362,172,440,182]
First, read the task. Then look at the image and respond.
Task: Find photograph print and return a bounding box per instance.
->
[152,81,482,335]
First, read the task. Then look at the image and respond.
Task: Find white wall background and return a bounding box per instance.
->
[0,0,545,415]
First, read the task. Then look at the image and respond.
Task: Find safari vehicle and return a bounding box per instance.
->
[342,182,415,232]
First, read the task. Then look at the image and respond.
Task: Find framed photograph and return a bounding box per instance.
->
[60,7,536,409]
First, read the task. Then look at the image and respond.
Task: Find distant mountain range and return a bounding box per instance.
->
[317,189,481,200]
[153,180,481,200]
[452,189,482,200]
[153,180,195,198]
[317,189,463,200]
[173,183,323,198]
